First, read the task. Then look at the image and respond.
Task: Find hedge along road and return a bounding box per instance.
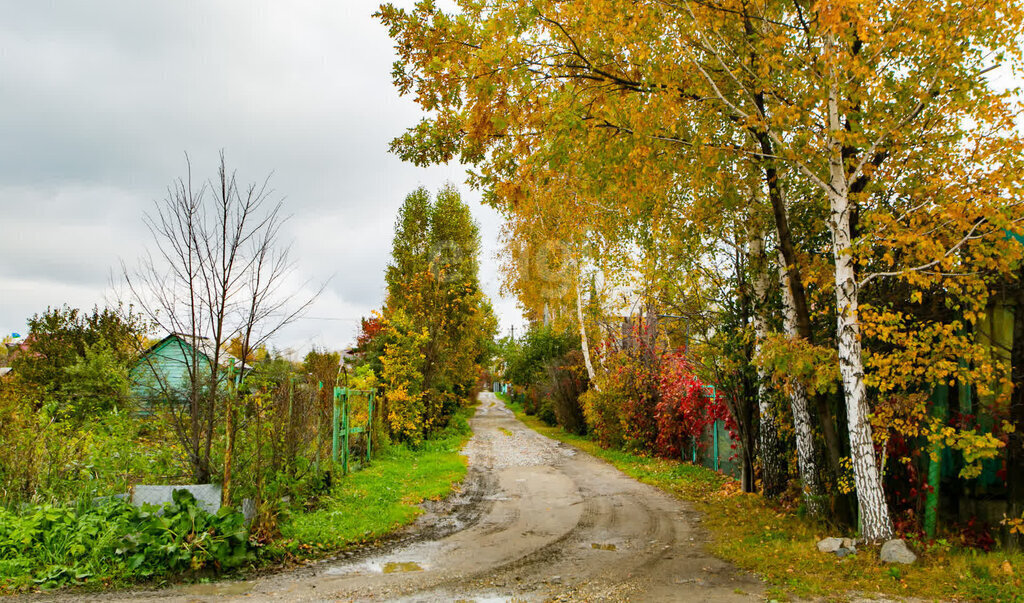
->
[75,392,765,602]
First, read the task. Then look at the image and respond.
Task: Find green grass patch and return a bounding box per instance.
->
[499,393,1024,602]
[275,404,473,556]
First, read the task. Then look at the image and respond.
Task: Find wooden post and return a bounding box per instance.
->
[925,384,949,537]
[342,388,350,476]
[367,391,374,462]
[315,381,323,470]
[332,386,341,463]
[223,358,236,507]
[287,376,295,467]
[713,419,720,472]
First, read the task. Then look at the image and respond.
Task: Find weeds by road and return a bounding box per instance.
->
[501,393,1024,602]
[275,404,473,557]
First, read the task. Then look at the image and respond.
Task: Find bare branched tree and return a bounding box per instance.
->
[122,152,318,497]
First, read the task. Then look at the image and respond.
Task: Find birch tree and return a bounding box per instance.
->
[747,218,787,498]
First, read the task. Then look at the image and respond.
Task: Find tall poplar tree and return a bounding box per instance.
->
[382,186,497,439]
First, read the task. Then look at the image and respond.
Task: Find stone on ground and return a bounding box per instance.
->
[879,539,917,564]
[132,484,222,514]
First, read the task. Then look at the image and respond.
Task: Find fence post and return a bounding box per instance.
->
[713,419,720,472]
[315,381,323,470]
[366,391,374,463]
[287,376,295,457]
[342,388,350,476]
[332,386,341,463]
[925,384,949,537]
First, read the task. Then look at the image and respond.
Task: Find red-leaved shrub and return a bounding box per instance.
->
[655,351,729,459]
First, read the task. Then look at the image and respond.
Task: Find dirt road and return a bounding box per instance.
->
[74,392,764,602]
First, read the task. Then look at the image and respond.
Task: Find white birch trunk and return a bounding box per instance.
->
[826,76,893,541]
[748,223,786,498]
[777,249,824,517]
[575,273,597,385]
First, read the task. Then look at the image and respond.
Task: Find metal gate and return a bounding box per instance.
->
[332,386,375,475]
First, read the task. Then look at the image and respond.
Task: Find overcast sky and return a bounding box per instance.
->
[0,1,525,355]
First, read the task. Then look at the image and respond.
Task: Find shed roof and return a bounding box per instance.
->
[137,333,243,370]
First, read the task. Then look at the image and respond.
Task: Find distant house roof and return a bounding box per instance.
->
[139,332,208,360]
[137,333,243,368]
[342,347,362,364]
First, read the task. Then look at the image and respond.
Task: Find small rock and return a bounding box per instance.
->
[835,547,856,558]
[880,538,917,564]
[550,575,562,584]
[841,537,856,549]
[817,537,843,553]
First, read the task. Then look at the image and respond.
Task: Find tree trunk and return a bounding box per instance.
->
[826,77,893,542]
[756,144,844,483]
[223,393,234,507]
[778,249,824,516]
[748,222,787,498]
[575,274,597,385]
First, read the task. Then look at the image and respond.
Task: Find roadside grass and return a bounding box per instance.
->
[499,393,1024,602]
[273,403,473,558]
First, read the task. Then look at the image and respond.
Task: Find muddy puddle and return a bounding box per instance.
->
[178,581,254,596]
[382,561,423,573]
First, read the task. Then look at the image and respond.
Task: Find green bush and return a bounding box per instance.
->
[543,350,589,435]
[0,389,183,508]
[115,490,251,577]
[536,394,557,426]
[580,387,625,448]
[503,326,578,389]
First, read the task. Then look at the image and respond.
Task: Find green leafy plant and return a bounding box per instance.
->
[0,490,252,592]
[113,490,251,577]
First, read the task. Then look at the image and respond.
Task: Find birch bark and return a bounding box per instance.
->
[777,249,824,517]
[826,73,893,541]
[575,273,597,385]
[748,223,786,498]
